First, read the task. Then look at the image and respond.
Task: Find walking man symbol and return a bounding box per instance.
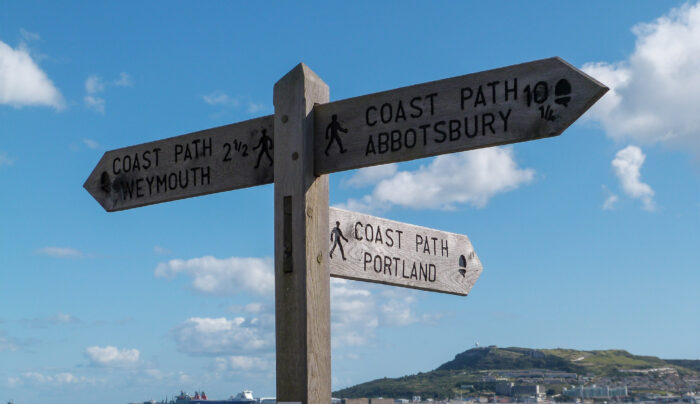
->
[329,221,348,260]
[325,114,348,156]
[253,129,273,168]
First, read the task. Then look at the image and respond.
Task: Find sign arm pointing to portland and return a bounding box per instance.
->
[328,207,483,296]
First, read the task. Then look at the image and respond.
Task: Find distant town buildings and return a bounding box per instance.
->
[495,383,545,401]
[562,385,628,399]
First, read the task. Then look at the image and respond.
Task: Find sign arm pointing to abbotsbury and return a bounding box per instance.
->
[314,57,607,175]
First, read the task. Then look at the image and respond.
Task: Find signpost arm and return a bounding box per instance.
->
[273,64,331,404]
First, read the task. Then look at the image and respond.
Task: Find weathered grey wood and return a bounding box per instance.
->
[328,208,482,296]
[314,57,607,175]
[84,115,274,211]
[273,64,330,404]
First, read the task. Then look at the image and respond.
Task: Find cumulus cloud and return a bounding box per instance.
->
[214,355,272,372]
[329,279,439,347]
[342,164,398,188]
[153,245,171,255]
[84,75,105,113]
[172,317,273,356]
[114,72,133,87]
[10,371,96,386]
[602,185,620,210]
[0,39,64,109]
[583,3,700,156]
[83,72,132,114]
[228,302,267,315]
[20,28,41,43]
[85,345,140,367]
[35,246,83,258]
[82,138,101,150]
[202,90,267,115]
[337,147,534,213]
[155,256,274,296]
[611,145,655,211]
[331,278,378,347]
[157,254,445,350]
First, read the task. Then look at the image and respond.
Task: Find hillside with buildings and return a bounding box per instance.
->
[333,346,700,401]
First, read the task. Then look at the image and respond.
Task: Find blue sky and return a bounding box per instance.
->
[2,1,700,403]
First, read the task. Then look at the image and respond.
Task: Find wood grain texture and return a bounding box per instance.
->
[329,208,482,296]
[84,115,274,211]
[273,64,330,404]
[314,57,607,175]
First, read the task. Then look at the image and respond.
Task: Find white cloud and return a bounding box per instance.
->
[83,72,132,114]
[12,371,96,386]
[342,164,398,188]
[583,3,700,156]
[202,90,266,115]
[602,185,619,210]
[153,245,171,255]
[0,151,14,166]
[337,147,534,213]
[85,75,105,94]
[0,40,64,109]
[35,246,83,258]
[603,195,619,211]
[172,317,273,356]
[85,345,140,367]
[114,72,133,87]
[214,355,271,372]
[83,95,105,113]
[329,279,439,347]
[611,145,655,211]
[155,256,274,296]
[202,91,239,107]
[331,278,378,347]
[82,138,100,150]
[20,28,41,43]
[84,74,105,113]
[247,101,265,114]
[158,254,445,350]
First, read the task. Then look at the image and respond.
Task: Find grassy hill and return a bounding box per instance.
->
[666,359,700,372]
[332,346,700,399]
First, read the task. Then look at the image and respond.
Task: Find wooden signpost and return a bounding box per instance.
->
[84,57,607,404]
[328,207,482,296]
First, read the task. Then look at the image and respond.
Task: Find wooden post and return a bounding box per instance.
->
[273,64,331,404]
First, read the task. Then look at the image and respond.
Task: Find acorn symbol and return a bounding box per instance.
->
[555,79,572,107]
[458,254,467,277]
[100,171,111,194]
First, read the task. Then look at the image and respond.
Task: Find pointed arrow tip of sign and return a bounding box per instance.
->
[554,56,610,94]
